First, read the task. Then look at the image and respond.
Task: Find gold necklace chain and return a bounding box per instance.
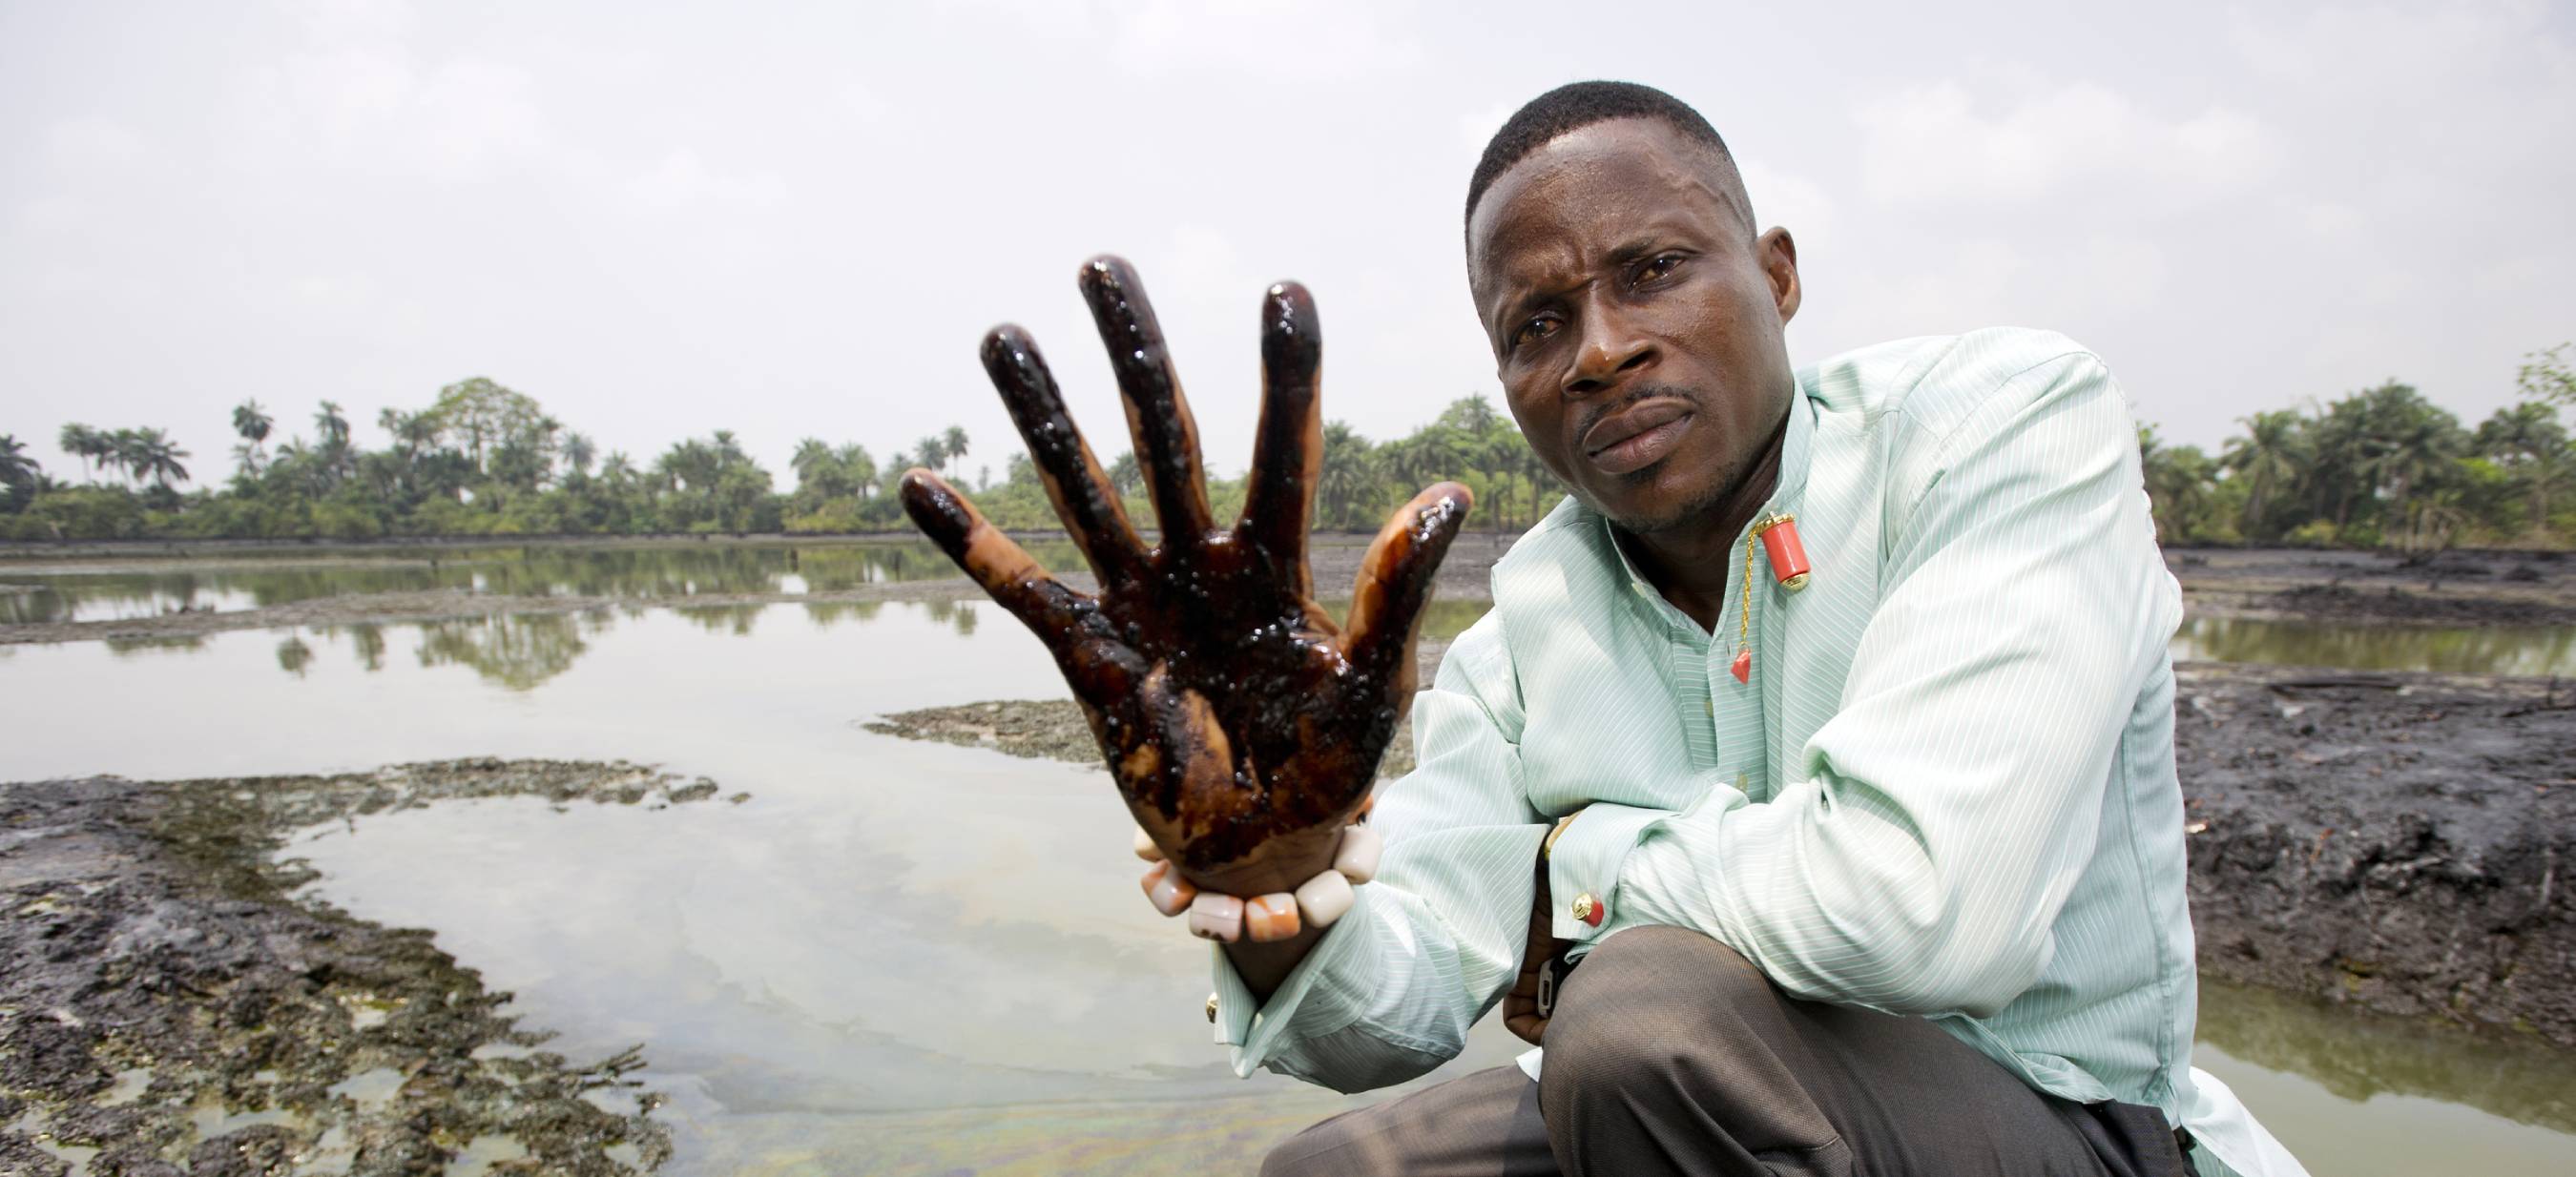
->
[1735,512,1802,683]
[1739,524,1758,656]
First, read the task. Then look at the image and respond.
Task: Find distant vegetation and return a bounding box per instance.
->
[0,377,1559,543]
[2138,343,2574,551]
[4,343,2570,550]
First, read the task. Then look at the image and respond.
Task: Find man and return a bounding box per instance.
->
[906,81,2307,1176]
[1235,79,2312,1176]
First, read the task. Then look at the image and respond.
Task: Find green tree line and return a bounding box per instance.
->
[7,343,2570,548]
[2140,343,2576,550]
[0,377,1563,543]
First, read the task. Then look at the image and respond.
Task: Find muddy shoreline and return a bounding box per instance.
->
[2176,664,2576,1045]
[6,541,2572,648]
[0,760,740,1175]
[873,659,2576,1048]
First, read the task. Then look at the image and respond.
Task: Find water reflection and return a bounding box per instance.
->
[140,592,2576,692]
[0,539,1086,625]
[351,623,386,671]
[2194,980,2576,1173]
[103,632,208,655]
[149,598,1000,692]
[228,592,1425,692]
[2173,615,2576,676]
[416,612,599,691]
[2197,979,2576,1133]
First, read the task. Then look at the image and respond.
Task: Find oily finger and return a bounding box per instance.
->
[1340,482,1473,698]
[899,468,1091,644]
[1237,280,1323,596]
[980,325,1147,585]
[1077,256,1216,550]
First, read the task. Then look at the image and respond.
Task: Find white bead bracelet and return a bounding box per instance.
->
[1134,822,1383,944]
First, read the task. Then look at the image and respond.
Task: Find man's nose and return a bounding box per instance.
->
[1563,307,1655,399]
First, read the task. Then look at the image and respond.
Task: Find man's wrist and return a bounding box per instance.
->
[1542,802,1668,940]
[1541,809,1583,860]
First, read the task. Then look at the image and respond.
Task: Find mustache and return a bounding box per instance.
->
[1572,384,1704,452]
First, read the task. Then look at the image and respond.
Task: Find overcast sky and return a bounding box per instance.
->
[6,0,2572,492]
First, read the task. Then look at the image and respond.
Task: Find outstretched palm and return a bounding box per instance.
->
[901,257,1470,898]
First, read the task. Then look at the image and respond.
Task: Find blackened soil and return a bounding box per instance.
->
[2169,547,2576,627]
[2178,665,2576,1045]
[0,759,734,1175]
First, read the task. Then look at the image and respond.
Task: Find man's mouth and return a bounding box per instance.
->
[1581,400,1694,476]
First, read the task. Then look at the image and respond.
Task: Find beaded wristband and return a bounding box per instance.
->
[1135,823,1382,944]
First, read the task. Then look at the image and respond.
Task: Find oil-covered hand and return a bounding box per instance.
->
[901,257,1470,898]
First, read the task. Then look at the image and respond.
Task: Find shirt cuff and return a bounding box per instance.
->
[1210,882,1383,1077]
[1545,801,1669,943]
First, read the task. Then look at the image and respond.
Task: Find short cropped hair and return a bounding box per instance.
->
[1465,80,1750,234]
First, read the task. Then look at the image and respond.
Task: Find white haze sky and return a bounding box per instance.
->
[5,0,2573,491]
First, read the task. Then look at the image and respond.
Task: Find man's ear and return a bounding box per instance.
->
[1758,227,1800,326]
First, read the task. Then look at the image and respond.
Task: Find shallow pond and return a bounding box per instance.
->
[0,540,1082,625]
[2171,614,2576,676]
[6,589,2574,1174]
[13,540,2576,679]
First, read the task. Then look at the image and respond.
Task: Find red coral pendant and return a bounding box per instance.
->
[1730,647,1752,684]
[1757,515,1812,591]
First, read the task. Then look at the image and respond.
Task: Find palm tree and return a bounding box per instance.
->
[379,407,426,456]
[791,437,837,492]
[836,444,879,498]
[2355,382,2465,549]
[57,423,107,482]
[2138,424,2214,544]
[107,428,149,486]
[132,428,191,492]
[1518,444,1557,530]
[561,431,596,477]
[2219,409,2302,541]
[1315,423,1372,531]
[315,401,351,448]
[233,400,274,444]
[313,401,355,486]
[2520,342,2575,410]
[941,425,969,478]
[232,400,273,476]
[914,435,948,478]
[2475,401,2570,538]
[0,434,41,511]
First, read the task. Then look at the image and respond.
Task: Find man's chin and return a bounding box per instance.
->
[1583,485,1707,536]
[1581,465,1741,537]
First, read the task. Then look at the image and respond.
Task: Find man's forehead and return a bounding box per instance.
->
[1467,119,1740,290]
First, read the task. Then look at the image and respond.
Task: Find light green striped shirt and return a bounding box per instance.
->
[1213,328,2306,1177]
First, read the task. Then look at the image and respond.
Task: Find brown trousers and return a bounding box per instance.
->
[1260,926,2191,1177]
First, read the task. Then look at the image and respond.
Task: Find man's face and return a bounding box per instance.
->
[1468,118,1801,534]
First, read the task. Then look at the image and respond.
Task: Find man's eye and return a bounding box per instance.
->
[1637,254,1685,283]
[1513,317,1560,347]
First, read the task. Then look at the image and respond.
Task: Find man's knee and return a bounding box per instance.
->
[1539,927,1774,1106]
[1258,1110,1363,1177]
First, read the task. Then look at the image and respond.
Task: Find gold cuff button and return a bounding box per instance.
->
[1571,893,1604,927]
[1206,993,1219,1023]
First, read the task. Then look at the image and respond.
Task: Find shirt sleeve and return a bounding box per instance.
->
[1210,612,1549,1092]
[1602,348,2185,1018]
